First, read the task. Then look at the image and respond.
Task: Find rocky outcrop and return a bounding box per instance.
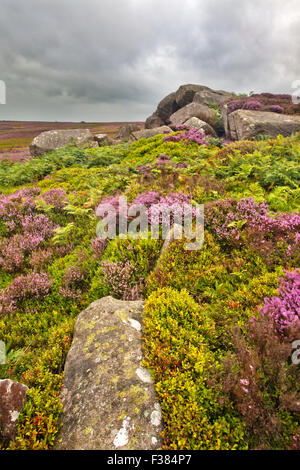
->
[0,379,28,442]
[55,297,162,450]
[169,102,218,129]
[131,126,172,141]
[115,124,142,141]
[175,84,232,108]
[145,113,165,129]
[175,84,206,108]
[30,129,93,157]
[184,117,217,136]
[226,109,300,140]
[193,88,232,107]
[145,84,231,133]
[145,93,179,129]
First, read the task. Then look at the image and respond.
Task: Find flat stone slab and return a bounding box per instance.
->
[55,296,163,450]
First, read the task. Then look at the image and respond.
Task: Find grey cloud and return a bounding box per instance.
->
[0,0,299,121]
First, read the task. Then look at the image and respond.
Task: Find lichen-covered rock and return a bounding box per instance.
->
[184,117,217,136]
[30,129,93,157]
[170,102,218,129]
[55,297,163,450]
[131,126,172,141]
[227,109,300,140]
[0,379,28,442]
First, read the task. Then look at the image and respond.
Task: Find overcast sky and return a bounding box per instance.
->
[0,0,299,122]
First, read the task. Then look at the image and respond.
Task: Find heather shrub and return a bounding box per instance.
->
[214,140,257,162]
[220,302,300,449]
[258,269,300,335]
[205,197,300,265]
[0,271,52,316]
[225,93,300,116]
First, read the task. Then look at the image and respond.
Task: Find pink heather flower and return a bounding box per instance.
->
[0,271,52,316]
[259,269,300,335]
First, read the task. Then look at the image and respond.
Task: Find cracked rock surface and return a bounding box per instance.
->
[55,296,162,450]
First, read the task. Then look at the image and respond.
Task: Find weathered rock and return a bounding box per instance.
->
[193,88,232,107]
[156,92,180,122]
[184,117,217,136]
[115,124,142,140]
[227,109,300,140]
[145,113,165,129]
[0,379,28,442]
[170,102,218,129]
[94,134,114,146]
[55,297,163,450]
[131,126,172,141]
[175,84,209,108]
[145,93,179,129]
[30,129,93,157]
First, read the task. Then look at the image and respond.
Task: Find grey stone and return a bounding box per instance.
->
[175,84,209,108]
[0,379,28,442]
[184,117,217,136]
[227,109,300,140]
[145,93,179,128]
[156,92,180,122]
[94,134,113,146]
[131,126,172,141]
[145,113,165,129]
[55,297,163,450]
[30,129,93,157]
[170,102,218,129]
[193,89,232,107]
[115,124,141,140]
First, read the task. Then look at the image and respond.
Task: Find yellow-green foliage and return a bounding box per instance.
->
[143,288,247,450]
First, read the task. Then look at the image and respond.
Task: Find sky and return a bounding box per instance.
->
[0,0,299,122]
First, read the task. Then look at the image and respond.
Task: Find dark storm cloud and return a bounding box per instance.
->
[0,0,299,121]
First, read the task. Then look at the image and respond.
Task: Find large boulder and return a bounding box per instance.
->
[55,297,162,450]
[0,379,28,442]
[175,84,208,108]
[131,126,172,141]
[170,102,218,129]
[145,93,179,129]
[227,109,300,140]
[184,117,217,136]
[30,129,93,157]
[193,88,233,107]
[115,124,142,140]
[156,92,180,122]
[144,113,164,129]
